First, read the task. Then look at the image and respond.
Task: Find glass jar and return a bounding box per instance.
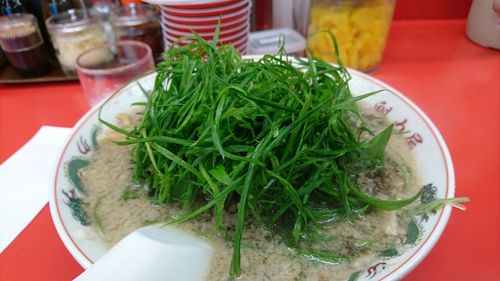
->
[90,1,118,23]
[46,9,108,75]
[0,14,52,77]
[109,3,162,58]
[307,0,395,71]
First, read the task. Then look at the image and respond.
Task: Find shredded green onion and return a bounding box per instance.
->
[100,31,425,278]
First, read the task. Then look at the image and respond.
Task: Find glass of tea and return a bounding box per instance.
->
[0,13,52,77]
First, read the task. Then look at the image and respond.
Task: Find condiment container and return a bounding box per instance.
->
[466,0,500,50]
[248,28,306,56]
[90,1,118,43]
[46,9,108,75]
[0,14,52,77]
[307,0,395,71]
[90,1,118,21]
[109,3,163,58]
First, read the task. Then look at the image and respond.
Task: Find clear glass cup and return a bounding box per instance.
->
[307,0,396,72]
[75,40,154,107]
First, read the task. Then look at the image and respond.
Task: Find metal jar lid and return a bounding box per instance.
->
[46,9,101,34]
[0,14,44,52]
[109,3,158,27]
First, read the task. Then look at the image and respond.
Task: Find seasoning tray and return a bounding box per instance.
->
[0,59,77,84]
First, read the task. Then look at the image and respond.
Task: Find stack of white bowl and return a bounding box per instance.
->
[146,0,252,54]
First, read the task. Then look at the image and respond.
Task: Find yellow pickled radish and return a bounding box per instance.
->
[307,0,395,71]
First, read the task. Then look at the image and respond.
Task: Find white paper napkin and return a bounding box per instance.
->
[0,126,71,253]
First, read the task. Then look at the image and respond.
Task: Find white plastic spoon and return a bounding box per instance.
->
[74,224,213,281]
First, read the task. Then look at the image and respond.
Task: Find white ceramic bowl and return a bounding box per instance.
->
[161,15,249,32]
[145,0,240,8]
[163,26,248,44]
[160,0,249,17]
[50,57,455,281]
[162,30,248,53]
[162,21,248,38]
[163,34,248,53]
[160,3,251,25]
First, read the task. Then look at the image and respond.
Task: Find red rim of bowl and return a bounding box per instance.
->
[163,37,246,52]
[161,3,251,25]
[161,0,248,17]
[163,30,248,48]
[234,41,248,51]
[163,27,248,45]
[161,15,249,32]
[164,41,247,54]
[162,0,241,9]
[161,21,248,38]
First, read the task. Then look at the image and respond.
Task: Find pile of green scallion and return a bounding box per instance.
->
[100,31,424,278]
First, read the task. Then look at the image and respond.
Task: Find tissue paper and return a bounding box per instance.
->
[0,126,71,252]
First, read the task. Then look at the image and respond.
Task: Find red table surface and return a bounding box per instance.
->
[0,20,499,281]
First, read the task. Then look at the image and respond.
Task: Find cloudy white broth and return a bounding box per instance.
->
[77,35,429,281]
[80,108,421,281]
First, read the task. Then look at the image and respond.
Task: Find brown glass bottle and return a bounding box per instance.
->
[109,3,162,58]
